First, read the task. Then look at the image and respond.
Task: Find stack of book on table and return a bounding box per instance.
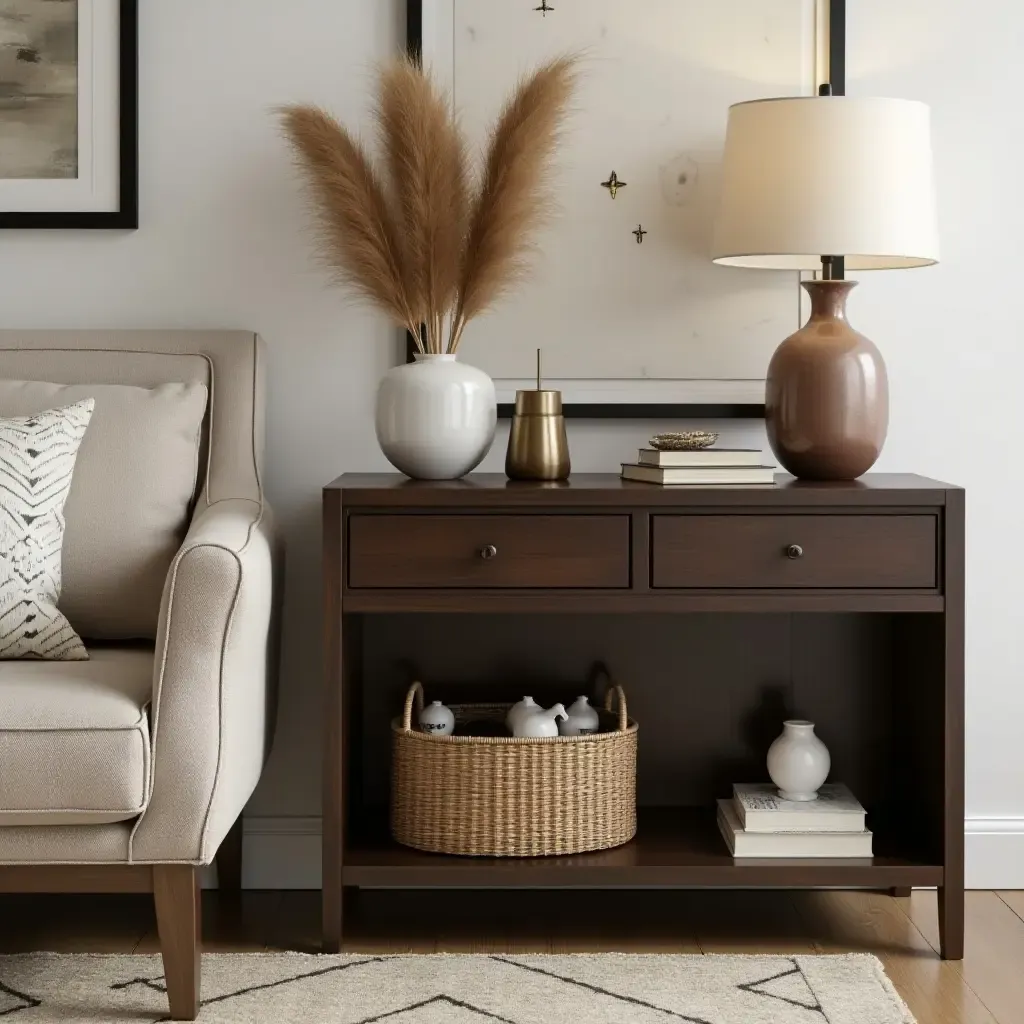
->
[621,447,776,486]
[717,783,872,858]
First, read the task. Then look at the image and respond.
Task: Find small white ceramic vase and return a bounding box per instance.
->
[767,720,831,802]
[418,700,455,737]
[506,696,540,734]
[514,703,568,739]
[559,696,600,736]
[375,353,497,480]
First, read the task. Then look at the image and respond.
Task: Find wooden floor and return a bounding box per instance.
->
[1,889,1023,1023]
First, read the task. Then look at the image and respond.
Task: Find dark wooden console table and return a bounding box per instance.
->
[323,473,964,958]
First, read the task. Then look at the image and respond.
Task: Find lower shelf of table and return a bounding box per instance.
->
[342,808,943,888]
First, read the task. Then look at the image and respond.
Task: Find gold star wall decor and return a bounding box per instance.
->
[601,170,627,199]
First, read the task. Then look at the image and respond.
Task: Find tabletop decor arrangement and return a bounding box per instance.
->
[721,722,872,859]
[281,55,578,480]
[712,93,940,480]
[718,782,872,859]
[621,431,775,485]
[392,679,637,857]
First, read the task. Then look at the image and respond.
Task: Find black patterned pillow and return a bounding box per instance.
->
[0,400,94,660]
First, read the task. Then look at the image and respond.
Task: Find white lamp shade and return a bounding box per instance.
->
[711,96,939,271]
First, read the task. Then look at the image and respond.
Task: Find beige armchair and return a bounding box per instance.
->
[0,331,281,1020]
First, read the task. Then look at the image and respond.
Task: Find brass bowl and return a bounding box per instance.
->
[649,431,719,451]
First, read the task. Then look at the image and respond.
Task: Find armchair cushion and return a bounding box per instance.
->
[0,379,209,640]
[0,648,152,826]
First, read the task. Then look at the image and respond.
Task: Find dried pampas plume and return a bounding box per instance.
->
[378,56,469,351]
[279,104,418,338]
[280,54,578,354]
[453,55,578,351]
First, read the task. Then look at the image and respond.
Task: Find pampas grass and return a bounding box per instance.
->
[281,54,577,354]
[451,55,577,352]
[378,57,469,352]
[279,105,420,341]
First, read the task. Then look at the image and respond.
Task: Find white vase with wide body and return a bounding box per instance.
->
[506,696,540,734]
[514,703,568,739]
[375,353,497,481]
[766,720,831,802]
[559,696,600,736]
[418,700,455,737]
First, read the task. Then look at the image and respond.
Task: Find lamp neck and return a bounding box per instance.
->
[802,279,857,323]
[820,254,845,281]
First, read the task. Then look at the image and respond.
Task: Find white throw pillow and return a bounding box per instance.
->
[0,400,94,660]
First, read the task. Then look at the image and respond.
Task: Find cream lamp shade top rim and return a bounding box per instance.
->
[711,95,940,271]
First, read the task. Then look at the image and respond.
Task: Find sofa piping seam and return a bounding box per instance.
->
[0,806,147,815]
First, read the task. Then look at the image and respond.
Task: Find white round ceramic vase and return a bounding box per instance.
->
[418,700,455,737]
[375,354,497,480]
[766,720,831,801]
[559,696,600,736]
[506,696,540,734]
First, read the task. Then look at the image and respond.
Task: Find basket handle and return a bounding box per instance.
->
[402,681,425,732]
[603,684,628,732]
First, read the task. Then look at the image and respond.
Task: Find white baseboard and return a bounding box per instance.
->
[236,815,1024,891]
[965,817,1024,889]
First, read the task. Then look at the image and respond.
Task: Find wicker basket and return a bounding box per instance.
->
[390,680,637,857]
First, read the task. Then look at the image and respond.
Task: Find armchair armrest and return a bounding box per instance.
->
[130,497,281,864]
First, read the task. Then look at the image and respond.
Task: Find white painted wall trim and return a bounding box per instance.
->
[966,817,1024,889]
[237,816,1024,891]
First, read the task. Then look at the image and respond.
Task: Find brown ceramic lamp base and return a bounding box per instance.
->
[766,280,889,481]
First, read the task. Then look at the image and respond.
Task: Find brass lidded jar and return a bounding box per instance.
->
[505,389,570,481]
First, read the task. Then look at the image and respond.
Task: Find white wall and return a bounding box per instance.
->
[844,0,1024,885]
[0,0,1020,887]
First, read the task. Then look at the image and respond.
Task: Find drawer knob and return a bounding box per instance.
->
[786,544,804,560]
[479,544,498,560]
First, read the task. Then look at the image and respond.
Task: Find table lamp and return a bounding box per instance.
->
[712,95,939,480]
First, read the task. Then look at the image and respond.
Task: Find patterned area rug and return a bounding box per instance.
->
[0,953,914,1023]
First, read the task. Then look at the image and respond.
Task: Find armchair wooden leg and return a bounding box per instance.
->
[217,814,244,895]
[154,866,201,1021]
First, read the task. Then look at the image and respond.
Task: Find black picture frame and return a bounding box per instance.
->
[0,0,139,230]
[405,0,846,420]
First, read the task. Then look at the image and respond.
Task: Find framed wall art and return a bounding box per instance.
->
[409,0,846,418]
[0,0,138,229]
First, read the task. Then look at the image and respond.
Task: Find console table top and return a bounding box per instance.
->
[327,472,959,506]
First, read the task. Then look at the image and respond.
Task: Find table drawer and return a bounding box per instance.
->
[348,514,631,589]
[651,514,937,589]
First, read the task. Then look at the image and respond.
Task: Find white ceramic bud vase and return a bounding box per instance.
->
[418,700,455,737]
[767,720,831,802]
[375,353,497,480]
[559,696,600,736]
[506,696,540,734]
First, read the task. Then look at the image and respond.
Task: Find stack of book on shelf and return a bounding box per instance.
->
[717,783,872,858]
[621,447,776,486]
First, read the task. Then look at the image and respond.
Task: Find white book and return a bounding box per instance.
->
[621,464,776,486]
[717,800,873,858]
[638,448,764,468]
[732,783,866,833]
